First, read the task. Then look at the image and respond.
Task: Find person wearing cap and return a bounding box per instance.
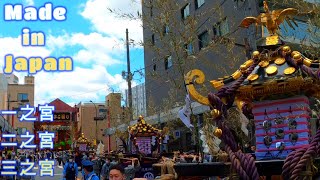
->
[63,155,79,180]
[82,160,99,180]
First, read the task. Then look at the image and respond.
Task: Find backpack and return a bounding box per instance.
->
[65,162,76,179]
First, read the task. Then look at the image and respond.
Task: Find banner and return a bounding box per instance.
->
[178,94,194,129]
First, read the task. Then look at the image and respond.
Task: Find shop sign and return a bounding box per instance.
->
[54,112,71,121]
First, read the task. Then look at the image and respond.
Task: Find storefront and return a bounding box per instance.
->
[34,98,78,150]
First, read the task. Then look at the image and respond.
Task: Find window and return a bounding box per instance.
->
[181,4,190,20]
[198,31,209,50]
[150,0,153,16]
[151,34,155,45]
[195,0,205,9]
[164,56,173,70]
[163,25,169,35]
[185,43,194,55]
[213,18,230,37]
[17,93,28,101]
[152,58,157,71]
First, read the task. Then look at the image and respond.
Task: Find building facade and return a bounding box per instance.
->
[0,74,8,110]
[105,93,129,152]
[142,0,318,117]
[142,0,259,116]
[5,74,19,84]
[77,102,107,150]
[8,76,35,137]
[34,98,78,150]
[125,83,147,119]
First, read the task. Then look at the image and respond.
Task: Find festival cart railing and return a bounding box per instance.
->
[174,158,320,179]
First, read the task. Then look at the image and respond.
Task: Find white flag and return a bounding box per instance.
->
[178,94,194,129]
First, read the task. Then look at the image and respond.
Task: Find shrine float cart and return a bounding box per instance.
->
[128,115,166,179]
[178,1,320,180]
[76,133,90,152]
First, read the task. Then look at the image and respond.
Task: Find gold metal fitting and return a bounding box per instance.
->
[291,51,300,57]
[210,109,221,119]
[292,52,303,64]
[282,46,291,54]
[214,128,222,138]
[252,51,260,58]
[240,65,247,72]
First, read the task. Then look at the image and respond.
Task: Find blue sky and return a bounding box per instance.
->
[0,0,144,105]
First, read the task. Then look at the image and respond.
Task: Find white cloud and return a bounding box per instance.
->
[0,32,132,106]
[47,32,125,66]
[80,0,143,44]
[0,36,51,69]
[30,65,129,105]
[24,0,34,6]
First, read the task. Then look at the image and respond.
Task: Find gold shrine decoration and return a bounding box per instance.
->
[77,133,89,144]
[210,59,254,90]
[128,115,164,137]
[239,0,299,35]
[185,69,210,105]
[237,77,315,99]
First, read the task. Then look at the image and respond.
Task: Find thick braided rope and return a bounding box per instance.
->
[300,64,318,80]
[208,93,238,151]
[245,153,259,180]
[208,93,228,118]
[289,148,307,177]
[290,129,320,179]
[225,61,258,95]
[217,59,259,98]
[208,94,259,179]
[282,150,297,179]
[208,57,260,179]
[241,102,253,119]
[284,54,299,69]
[285,54,318,80]
[225,145,250,180]
[235,151,259,180]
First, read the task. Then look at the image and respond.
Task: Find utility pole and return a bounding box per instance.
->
[126,28,133,121]
[126,28,133,153]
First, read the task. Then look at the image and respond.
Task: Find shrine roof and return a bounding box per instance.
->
[128,116,162,137]
[49,98,76,112]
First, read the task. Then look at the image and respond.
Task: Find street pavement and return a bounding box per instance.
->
[34,165,62,180]
[33,164,83,180]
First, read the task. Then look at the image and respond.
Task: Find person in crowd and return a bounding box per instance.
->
[92,155,105,178]
[57,151,62,166]
[63,151,68,166]
[11,151,16,160]
[100,158,110,180]
[109,164,125,180]
[82,152,88,161]
[75,151,82,170]
[82,160,99,180]
[63,155,79,180]
[45,150,52,160]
